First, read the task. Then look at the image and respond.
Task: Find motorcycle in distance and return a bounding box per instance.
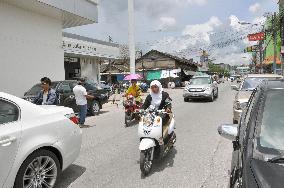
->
[123,94,141,127]
[138,104,176,176]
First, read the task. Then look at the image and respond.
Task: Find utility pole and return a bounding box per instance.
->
[273,12,277,74]
[128,0,136,74]
[108,36,113,84]
[280,0,284,75]
[259,25,265,74]
[139,50,145,81]
[259,41,263,74]
[263,26,267,74]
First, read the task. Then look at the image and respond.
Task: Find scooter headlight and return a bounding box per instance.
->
[156,117,161,124]
[143,115,153,127]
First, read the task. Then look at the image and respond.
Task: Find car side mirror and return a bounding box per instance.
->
[231,85,239,91]
[218,124,238,141]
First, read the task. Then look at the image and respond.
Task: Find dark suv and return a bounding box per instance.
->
[23,80,108,115]
[218,79,284,188]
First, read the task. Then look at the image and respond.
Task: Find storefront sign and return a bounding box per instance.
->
[62,41,97,52]
[246,45,259,52]
[248,32,265,41]
[62,37,120,59]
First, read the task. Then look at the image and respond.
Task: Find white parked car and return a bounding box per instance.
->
[0,92,82,188]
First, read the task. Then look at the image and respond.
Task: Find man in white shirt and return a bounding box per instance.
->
[73,78,94,126]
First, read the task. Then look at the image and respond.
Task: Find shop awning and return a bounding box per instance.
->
[161,69,181,78]
[264,56,281,65]
[147,70,162,80]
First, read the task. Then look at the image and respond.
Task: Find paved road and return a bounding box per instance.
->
[56,82,235,188]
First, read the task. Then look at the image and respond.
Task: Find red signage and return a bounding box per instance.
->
[248,32,265,41]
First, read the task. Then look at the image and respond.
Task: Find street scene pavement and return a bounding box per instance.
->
[56,83,234,188]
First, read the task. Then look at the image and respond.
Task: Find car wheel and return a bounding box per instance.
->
[215,89,219,98]
[90,100,100,116]
[184,98,189,102]
[233,119,238,124]
[14,149,60,188]
[209,93,214,102]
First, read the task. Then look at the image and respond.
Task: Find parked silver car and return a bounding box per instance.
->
[231,74,283,124]
[183,75,218,102]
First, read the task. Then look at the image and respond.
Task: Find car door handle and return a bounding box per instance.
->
[0,136,17,146]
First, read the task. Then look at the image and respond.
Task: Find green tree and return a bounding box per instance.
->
[208,63,227,75]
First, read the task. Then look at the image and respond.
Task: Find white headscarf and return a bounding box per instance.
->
[150,80,163,107]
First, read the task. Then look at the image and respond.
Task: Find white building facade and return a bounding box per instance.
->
[63,33,120,83]
[0,0,98,96]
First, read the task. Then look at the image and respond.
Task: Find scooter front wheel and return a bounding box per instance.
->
[125,113,132,127]
[140,148,153,176]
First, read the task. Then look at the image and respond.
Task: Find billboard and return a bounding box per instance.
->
[248,32,265,41]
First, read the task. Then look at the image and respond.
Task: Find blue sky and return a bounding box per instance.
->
[65,0,279,65]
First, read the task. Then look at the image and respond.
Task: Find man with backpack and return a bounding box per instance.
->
[33,77,58,105]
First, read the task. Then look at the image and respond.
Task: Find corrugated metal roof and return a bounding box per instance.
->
[137,50,197,67]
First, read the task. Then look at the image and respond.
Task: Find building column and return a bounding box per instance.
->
[80,57,100,83]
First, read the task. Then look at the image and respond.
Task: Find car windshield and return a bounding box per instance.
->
[259,89,284,151]
[241,78,264,91]
[25,82,57,95]
[190,77,210,85]
[84,81,98,91]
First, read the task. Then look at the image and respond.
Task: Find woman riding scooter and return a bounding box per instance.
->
[142,80,172,140]
[138,80,175,175]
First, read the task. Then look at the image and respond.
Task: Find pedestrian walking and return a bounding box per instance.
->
[33,77,58,105]
[73,78,94,126]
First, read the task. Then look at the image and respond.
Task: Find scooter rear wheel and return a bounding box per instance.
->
[140,149,153,176]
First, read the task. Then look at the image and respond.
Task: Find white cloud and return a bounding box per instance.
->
[249,3,261,14]
[151,36,189,52]
[151,15,261,65]
[229,15,242,31]
[252,16,266,25]
[187,0,208,6]
[156,17,176,31]
[217,53,250,65]
[182,16,222,43]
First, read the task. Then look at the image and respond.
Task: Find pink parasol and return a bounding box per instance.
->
[123,74,143,81]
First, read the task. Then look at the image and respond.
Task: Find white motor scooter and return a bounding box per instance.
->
[138,105,176,176]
